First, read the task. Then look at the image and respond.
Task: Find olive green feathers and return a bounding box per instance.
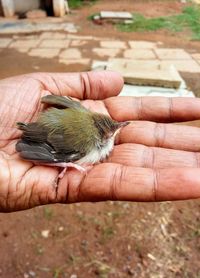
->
[16,95,129,164]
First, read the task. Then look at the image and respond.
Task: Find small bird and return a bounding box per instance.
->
[16,95,129,177]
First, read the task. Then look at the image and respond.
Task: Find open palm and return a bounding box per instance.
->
[0,71,200,212]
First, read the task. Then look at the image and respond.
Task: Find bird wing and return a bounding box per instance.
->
[16,122,84,163]
[16,139,82,163]
[17,122,48,142]
[41,95,87,110]
[16,140,58,162]
[16,96,89,163]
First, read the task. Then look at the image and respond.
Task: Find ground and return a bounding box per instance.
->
[0,1,200,278]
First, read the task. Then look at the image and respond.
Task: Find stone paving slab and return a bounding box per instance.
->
[59,48,82,59]
[93,48,121,57]
[59,58,90,65]
[120,84,195,98]
[9,39,41,48]
[106,58,161,69]
[91,60,107,71]
[100,11,132,20]
[12,34,39,40]
[29,48,60,58]
[161,60,200,73]
[124,49,156,59]
[155,48,191,60]
[71,40,87,47]
[191,53,200,60]
[39,39,70,48]
[17,48,30,53]
[0,38,12,47]
[40,32,67,39]
[0,22,77,34]
[91,61,194,97]
[128,41,157,49]
[100,41,127,49]
[106,58,182,88]
[0,31,199,76]
[66,34,106,41]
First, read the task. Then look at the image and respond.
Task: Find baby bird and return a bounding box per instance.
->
[16,95,129,177]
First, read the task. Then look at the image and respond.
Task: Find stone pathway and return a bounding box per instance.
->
[0,21,77,34]
[1,30,199,97]
[0,31,200,74]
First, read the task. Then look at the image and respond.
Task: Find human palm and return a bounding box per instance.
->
[0,71,200,212]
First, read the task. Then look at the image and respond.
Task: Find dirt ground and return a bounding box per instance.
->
[0,1,200,278]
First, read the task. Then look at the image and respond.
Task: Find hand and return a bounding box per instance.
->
[0,71,200,212]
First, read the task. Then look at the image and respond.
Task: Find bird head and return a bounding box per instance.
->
[92,113,129,141]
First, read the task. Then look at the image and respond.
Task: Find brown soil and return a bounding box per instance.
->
[0,1,200,278]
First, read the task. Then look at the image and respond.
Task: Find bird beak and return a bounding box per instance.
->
[118,121,130,128]
[112,121,130,138]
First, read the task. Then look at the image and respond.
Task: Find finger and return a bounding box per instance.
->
[104,96,200,122]
[64,163,200,202]
[108,143,200,168]
[31,71,124,100]
[118,121,200,152]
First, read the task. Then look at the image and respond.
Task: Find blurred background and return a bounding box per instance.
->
[0,0,200,277]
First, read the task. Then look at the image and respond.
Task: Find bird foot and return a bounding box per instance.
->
[56,162,87,179]
[41,162,92,179]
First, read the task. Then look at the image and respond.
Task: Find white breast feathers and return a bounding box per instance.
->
[78,137,114,165]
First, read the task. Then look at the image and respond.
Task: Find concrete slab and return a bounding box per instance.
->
[124,49,156,59]
[40,32,67,39]
[59,48,82,59]
[29,48,60,58]
[106,58,183,89]
[119,84,195,98]
[161,60,200,73]
[0,37,12,47]
[191,53,200,61]
[107,58,161,70]
[100,11,132,20]
[92,60,160,71]
[66,34,94,40]
[91,60,107,71]
[66,34,109,41]
[93,48,121,57]
[0,21,77,34]
[128,41,156,49]
[59,58,90,65]
[13,34,39,40]
[9,39,40,48]
[100,40,127,49]
[39,39,70,48]
[17,48,30,53]
[91,60,195,97]
[71,40,87,47]
[155,48,191,60]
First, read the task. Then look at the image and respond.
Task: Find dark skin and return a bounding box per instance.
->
[0,71,200,212]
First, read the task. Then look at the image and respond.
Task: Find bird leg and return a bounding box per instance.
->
[56,162,87,179]
[40,162,89,179]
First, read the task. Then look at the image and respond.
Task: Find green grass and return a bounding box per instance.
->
[69,0,97,9]
[117,5,200,40]
[68,0,83,8]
